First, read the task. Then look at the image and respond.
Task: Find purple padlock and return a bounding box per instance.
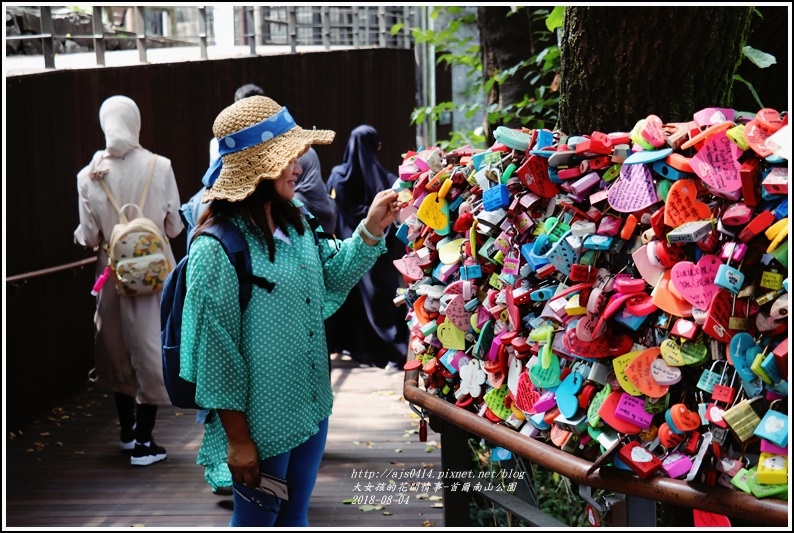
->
[533,391,557,412]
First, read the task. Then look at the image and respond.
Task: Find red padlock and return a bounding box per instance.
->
[617,440,662,479]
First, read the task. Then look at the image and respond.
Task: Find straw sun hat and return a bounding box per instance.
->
[202,96,335,202]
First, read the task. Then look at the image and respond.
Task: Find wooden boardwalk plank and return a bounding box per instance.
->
[4,354,445,528]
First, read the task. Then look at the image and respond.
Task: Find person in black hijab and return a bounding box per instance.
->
[325,125,408,369]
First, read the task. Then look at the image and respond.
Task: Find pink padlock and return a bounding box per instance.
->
[718,241,747,263]
[597,215,622,237]
[760,438,788,456]
[613,275,646,294]
[570,171,601,196]
[614,392,654,429]
[721,203,753,227]
[661,451,693,479]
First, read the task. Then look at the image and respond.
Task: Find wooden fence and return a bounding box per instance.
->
[5,48,418,429]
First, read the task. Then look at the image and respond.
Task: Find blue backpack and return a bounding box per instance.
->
[161,205,322,409]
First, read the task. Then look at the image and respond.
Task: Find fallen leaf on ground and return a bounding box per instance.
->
[359,504,384,512]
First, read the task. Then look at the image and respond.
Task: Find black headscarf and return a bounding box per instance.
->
[294,147,337,234]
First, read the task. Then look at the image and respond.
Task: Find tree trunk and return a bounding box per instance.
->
[733,5,789,113]
[558,6,753,135]
[477,6,535,139]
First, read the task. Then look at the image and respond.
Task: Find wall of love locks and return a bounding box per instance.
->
[391,107,789,501]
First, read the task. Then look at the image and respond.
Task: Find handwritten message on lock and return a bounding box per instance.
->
[690,132,742,193]
[607,164,659,212]
[392,103,788,507]
[663,179,712,228]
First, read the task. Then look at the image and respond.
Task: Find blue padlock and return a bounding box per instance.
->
[395,223,411,245]
[460,263,482,280]
[612,307,649,331]
[773,198,788,221]
[652,159,688,181]
[530,283,559,302]
[760,352,783,384]
[482,183,511,211]
[715,253,744,294]
[753,401,788,448]
[583,234,614,251]
[470,150,491,172]
[524,235,552,272]
[533,129,555,152]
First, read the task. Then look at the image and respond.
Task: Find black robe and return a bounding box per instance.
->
[324,125,409,367]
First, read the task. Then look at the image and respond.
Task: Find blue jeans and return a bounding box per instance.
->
[229,418,329,527]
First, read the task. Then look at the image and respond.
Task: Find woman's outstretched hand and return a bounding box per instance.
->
[362,189,404,239]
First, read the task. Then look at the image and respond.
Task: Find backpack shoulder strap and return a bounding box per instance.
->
[197,221,275,311]
[299,204,322,247]
[138,155,158,211]
[97,154,158,223]
[97,178,124,222]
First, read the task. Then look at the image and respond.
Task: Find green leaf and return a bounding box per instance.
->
[390,23,404,36]
[546,6,565,31]
[742,46,776,68]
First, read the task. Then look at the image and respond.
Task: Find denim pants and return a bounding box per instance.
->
[229,418,329,527]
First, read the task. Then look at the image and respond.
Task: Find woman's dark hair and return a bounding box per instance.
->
[196,179,306,262]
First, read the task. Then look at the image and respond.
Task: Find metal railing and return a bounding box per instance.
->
[5,5,416,70]
[402,368,788,527]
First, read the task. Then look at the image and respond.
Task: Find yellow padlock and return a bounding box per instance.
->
[750,352,774,385]
[756,452,788,485]
[722,396,764,443]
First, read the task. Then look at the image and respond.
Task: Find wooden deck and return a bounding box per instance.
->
[4,353,445,528]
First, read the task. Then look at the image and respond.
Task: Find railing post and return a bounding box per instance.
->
[438,416,475,527]
[92,6,105,66]
[321,6,330,50]
[351,6,359,47]
[197,6,208,60]
[39,6,55,69]
[404,6,414,49]
[362,6,370,47]
[135,6,147,64]
[377,6,386,48]
[245,6,256,55]
[287,6,297,53]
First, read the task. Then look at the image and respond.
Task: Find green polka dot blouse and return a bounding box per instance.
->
[180,205,385,480]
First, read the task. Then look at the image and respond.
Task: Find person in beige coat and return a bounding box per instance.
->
[74,95,184,466]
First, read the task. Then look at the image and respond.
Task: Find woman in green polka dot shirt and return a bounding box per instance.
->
[180,95,404,527]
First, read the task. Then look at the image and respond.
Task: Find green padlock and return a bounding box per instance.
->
[770,239,788,268]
